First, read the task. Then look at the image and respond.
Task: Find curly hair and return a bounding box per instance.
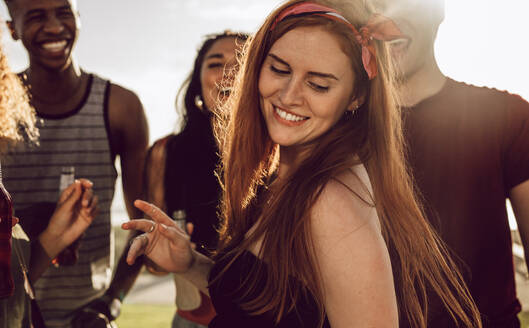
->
[0,29,38,152]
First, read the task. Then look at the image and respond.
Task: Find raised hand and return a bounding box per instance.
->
[39,179,98,259]
[122,200,195,273]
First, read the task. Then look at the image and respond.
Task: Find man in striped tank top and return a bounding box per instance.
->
[3,0,150,326]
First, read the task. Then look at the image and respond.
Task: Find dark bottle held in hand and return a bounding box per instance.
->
[0,166,14,299]
[54,238,81,266]
[52,166,81,266]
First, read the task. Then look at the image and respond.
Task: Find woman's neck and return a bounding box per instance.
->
[277,144,313,180]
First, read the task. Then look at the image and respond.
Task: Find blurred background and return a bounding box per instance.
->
[1,0,528,326]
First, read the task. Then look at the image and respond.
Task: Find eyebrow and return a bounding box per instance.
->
[268,53,339,81]
[56,5,73,11]
[205,53,225,60]
[25,9,45,16]
[25,5,71,16]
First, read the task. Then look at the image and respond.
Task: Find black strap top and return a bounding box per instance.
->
[208,250,331,328]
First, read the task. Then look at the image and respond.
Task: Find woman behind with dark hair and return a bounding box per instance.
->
[143,31,248,328]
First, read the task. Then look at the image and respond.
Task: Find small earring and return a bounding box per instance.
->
[194,95,204,110]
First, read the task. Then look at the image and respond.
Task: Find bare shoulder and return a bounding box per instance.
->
[107,83,144,116]
[147,136,171,167]
[106,83,148,154]
[335,163,373,201]
[311,164,378,236]
[310,164,398,326]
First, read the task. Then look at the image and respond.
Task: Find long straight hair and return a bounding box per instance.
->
[214,1,482,327]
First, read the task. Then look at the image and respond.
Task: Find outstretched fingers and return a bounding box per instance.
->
[134,200,174,226]
[122,219,162,265]
[121,218,158,234]
[127,234,149,265]
[157,223,185,243]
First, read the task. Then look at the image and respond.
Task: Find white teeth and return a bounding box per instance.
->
[41,40,67,51]
[274,106,306,122]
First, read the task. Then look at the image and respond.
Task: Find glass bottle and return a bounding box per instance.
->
[0,164,14,298]
[53,166,80,266]
[59,166,75,193]
[172,210,187,233]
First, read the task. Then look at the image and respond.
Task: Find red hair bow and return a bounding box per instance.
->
[271,2,404,80]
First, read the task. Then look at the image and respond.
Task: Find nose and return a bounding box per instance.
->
[279,76,303,107]
[43,15,65,34]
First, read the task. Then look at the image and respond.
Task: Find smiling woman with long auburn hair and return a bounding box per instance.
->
[123,1,482,327]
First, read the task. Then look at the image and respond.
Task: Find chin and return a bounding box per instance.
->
[269,135,295,147]
[42,60,73,72]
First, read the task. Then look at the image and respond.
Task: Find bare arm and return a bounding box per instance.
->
[511,179,529,273]
[311,165,398,328]
[108,84,149,218]
[104,84,149,302]
[144,138,169,210]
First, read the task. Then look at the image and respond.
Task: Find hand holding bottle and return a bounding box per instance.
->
[122,200,195,274]
[39,179,98,260]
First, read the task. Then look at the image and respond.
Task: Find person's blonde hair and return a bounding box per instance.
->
[0,30,38,152]
[214,1,482,327]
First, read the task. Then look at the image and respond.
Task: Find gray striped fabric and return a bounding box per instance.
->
[2,74,117,328]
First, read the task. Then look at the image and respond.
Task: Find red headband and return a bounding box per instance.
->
[271,2,404,80]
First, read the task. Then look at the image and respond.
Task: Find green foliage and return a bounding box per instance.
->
[116,304,174,328]
[520,312,529,328]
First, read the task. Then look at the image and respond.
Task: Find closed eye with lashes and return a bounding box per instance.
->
[308,82,329,92]
[208,62,224,69]
[270,65,290,75]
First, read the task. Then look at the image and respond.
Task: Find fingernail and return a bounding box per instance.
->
[161,223,168,230]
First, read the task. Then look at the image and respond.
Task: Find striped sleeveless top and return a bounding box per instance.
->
[2,74,117,327]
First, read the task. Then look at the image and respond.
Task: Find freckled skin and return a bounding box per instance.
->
[258,26,356,148]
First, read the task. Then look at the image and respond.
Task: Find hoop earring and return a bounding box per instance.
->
[194,95,204,110]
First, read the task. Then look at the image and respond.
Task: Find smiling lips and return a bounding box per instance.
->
[273,105,309,126]
[40,40,68,54]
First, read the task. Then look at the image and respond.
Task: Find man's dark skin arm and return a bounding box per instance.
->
[88,83,149,320]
